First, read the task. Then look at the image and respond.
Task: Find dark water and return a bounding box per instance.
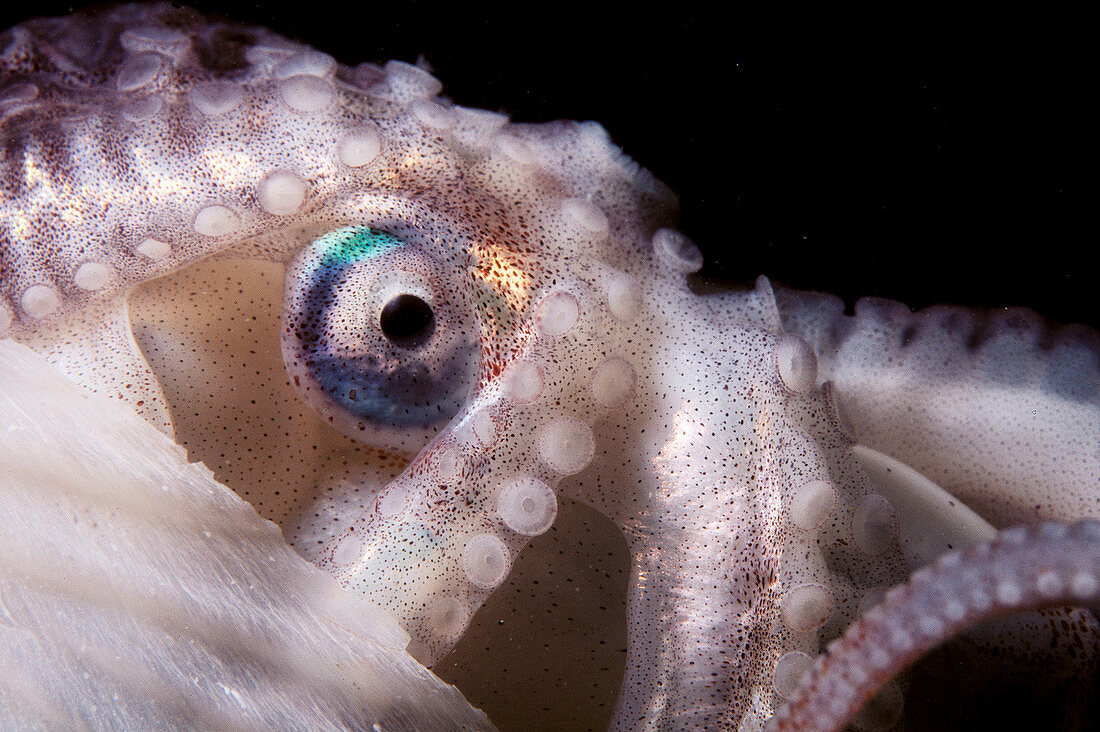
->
[3,3,1093,328]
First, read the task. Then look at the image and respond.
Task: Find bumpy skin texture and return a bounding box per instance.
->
[771,520,1100,732]
[2,5,1099,730]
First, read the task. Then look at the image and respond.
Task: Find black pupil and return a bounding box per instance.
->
[380,294,434,344]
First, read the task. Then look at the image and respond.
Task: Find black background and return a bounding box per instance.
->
[3,3,1095,328]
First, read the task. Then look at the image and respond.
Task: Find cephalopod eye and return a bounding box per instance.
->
[281,226,476,454]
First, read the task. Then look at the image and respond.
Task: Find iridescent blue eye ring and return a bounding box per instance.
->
[283,225,476,440]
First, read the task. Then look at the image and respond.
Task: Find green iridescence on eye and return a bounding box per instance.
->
[295,223,473,428]
[310,226,405,277]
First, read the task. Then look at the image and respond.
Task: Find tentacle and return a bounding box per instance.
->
[775,287,1100,528]
[5,6,1097,729]
[769,520,1100,732]
[848,442,1100,727]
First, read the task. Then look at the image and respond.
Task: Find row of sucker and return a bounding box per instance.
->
[4,3,670,341]
[769,520,1100,732]
[7,5,1095,731]
[705,321,913,732]
[6,9,683,729]
[309,200,657,664]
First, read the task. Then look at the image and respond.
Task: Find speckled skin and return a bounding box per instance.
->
[2,5,1099,730]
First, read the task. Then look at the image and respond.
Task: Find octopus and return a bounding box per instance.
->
[0,4,1097,730]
